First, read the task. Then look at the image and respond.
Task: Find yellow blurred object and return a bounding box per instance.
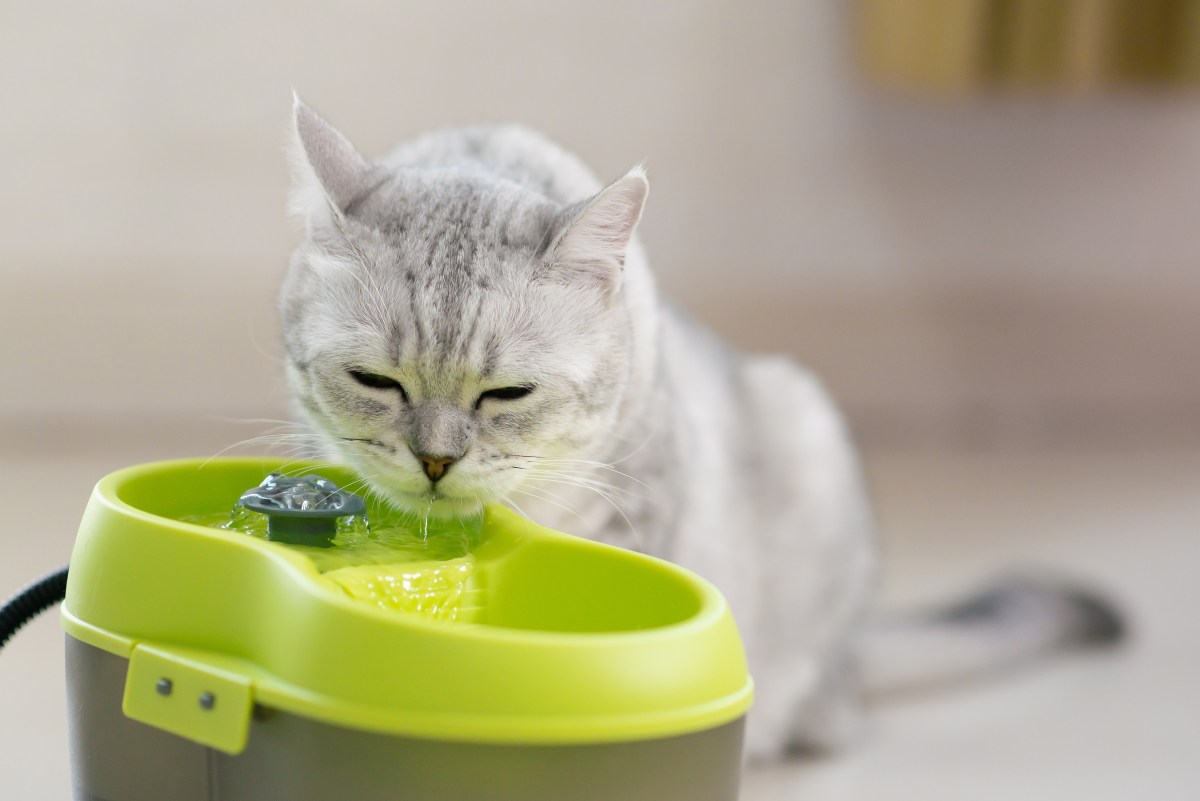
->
[858,0,992,92]
[857,0,1200,93]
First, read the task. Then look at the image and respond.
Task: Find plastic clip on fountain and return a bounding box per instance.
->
[59,458,753,801]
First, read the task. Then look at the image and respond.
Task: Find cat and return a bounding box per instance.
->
[280,96,1123,761]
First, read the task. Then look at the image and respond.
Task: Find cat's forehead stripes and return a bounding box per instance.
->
[386,287,524,387]
[387,302,488,379]
[338,171,563,385]
[354,170,557,281]
[406,286,428,355]
[451,292,485,362]
[388,320,405,367]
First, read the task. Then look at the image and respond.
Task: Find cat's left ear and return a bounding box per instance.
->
[288,93,378,229]
[547,166,649,295]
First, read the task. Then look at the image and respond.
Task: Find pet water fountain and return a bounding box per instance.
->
[55,456,752,800]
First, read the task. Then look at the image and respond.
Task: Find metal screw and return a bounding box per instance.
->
[156,678,173,696]
[199,692,216,710]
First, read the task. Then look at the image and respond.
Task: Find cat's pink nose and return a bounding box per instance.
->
[417,454,456,482]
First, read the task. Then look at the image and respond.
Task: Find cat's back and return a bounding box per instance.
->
[380,125,602,205]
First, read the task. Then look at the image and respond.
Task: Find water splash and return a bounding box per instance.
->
[323,560,475,622]
[182,498,483,621]
[421,497,433,543]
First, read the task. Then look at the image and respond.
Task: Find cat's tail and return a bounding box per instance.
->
[857,573,1126,699]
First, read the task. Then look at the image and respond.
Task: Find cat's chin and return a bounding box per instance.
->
[377,486,485,520]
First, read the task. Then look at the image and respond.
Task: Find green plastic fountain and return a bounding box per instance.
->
[61,457,752,801]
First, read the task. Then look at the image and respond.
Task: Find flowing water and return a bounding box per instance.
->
[183,504,483,622]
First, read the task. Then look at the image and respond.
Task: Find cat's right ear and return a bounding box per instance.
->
[288,93,378,230]
[545,166,649,297]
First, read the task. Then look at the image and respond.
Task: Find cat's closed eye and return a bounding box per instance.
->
[475,386,534,409]
[349,369,408,400]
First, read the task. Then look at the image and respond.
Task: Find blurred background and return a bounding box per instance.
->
[1,1,1197,799]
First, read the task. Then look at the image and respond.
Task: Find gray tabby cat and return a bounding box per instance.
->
[281,97,1122,761]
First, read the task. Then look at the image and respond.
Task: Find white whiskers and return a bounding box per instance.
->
[505,454,648,550]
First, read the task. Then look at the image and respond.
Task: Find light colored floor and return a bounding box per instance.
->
[1,440,1197,800]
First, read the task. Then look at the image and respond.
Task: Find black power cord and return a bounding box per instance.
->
[0,566,69,650]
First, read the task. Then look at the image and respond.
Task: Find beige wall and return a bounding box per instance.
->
[2,1,1198,447]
